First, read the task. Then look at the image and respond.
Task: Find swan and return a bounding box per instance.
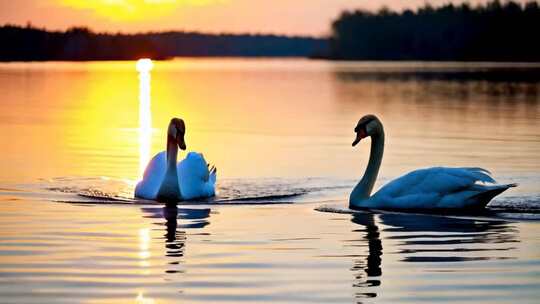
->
[349,114,516,211]
[134,118,216,204]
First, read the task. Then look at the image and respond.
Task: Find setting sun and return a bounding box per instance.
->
[60,0,222,21]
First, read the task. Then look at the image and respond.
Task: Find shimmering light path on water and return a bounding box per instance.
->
[136,58,154,178]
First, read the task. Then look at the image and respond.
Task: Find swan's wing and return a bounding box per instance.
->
[177,152,216,199]
[178,152,210,181]
[372,167,498,208]
[134,151,167,199]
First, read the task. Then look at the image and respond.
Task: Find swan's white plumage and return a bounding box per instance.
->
[178,152,216,200]
[134,151,216,201]
[135,152,167,200]
[362,167,513,209]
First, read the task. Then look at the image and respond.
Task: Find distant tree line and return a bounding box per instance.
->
[329,0,540,61]
[0,25,328,61]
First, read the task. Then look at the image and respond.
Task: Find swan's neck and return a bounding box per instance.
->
[157,136,182,204]
[350,131,385,208]
[166,137,178,170]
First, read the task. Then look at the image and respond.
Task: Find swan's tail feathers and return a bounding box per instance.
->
[209,166,217,185]
[461,167,492,175]
[460,167,496,184]
[467,183,517,210]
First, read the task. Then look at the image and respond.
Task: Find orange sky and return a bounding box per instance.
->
[0,0,531,36]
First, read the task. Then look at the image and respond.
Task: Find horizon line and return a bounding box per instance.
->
[1,22,328,39]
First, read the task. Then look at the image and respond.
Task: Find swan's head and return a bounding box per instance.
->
[352,114,383,146]
[168,118,186,150]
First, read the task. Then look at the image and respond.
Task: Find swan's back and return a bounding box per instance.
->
[368,167,514,209]
[177,152,216,200]
[134,151,167,200]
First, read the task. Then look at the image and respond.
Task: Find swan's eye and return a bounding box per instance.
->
[175,121,185,134]
[354,124,366,133]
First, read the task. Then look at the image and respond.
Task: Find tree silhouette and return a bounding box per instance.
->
[0,25,328,61]
[330,0,540,61]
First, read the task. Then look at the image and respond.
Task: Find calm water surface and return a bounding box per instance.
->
[0,59,539,303]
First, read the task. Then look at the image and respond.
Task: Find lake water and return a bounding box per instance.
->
[0,59,539,303]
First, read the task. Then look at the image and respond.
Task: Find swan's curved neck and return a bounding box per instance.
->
[166,136,179,169]
[157,135,182,204]
[349,131,385,208]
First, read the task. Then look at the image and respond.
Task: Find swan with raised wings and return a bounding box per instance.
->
[349,114,515,210]
[135,118,216,204]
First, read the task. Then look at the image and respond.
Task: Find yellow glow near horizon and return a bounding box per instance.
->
[60,0,224,21]
[138,59,153,179]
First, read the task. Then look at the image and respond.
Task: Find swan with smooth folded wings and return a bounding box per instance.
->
[348,114,516,211]
[135,118,216,204]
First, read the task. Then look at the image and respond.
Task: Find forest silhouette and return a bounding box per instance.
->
[0,25,326,61]
[329,0,540,61]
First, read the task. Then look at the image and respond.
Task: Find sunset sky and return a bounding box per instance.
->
[0,0,531,36]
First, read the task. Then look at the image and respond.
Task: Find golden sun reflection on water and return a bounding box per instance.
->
[138,227,152,269]
[137,59,153,179]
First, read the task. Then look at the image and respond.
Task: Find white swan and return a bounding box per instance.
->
[134,118,216,204]
[349,114,515,210]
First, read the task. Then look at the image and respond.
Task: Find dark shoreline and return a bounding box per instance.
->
[0,25,328,62]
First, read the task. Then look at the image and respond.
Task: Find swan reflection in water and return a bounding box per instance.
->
[349,212,518,301]
[350,214,382,300]
[140,205,211,274]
